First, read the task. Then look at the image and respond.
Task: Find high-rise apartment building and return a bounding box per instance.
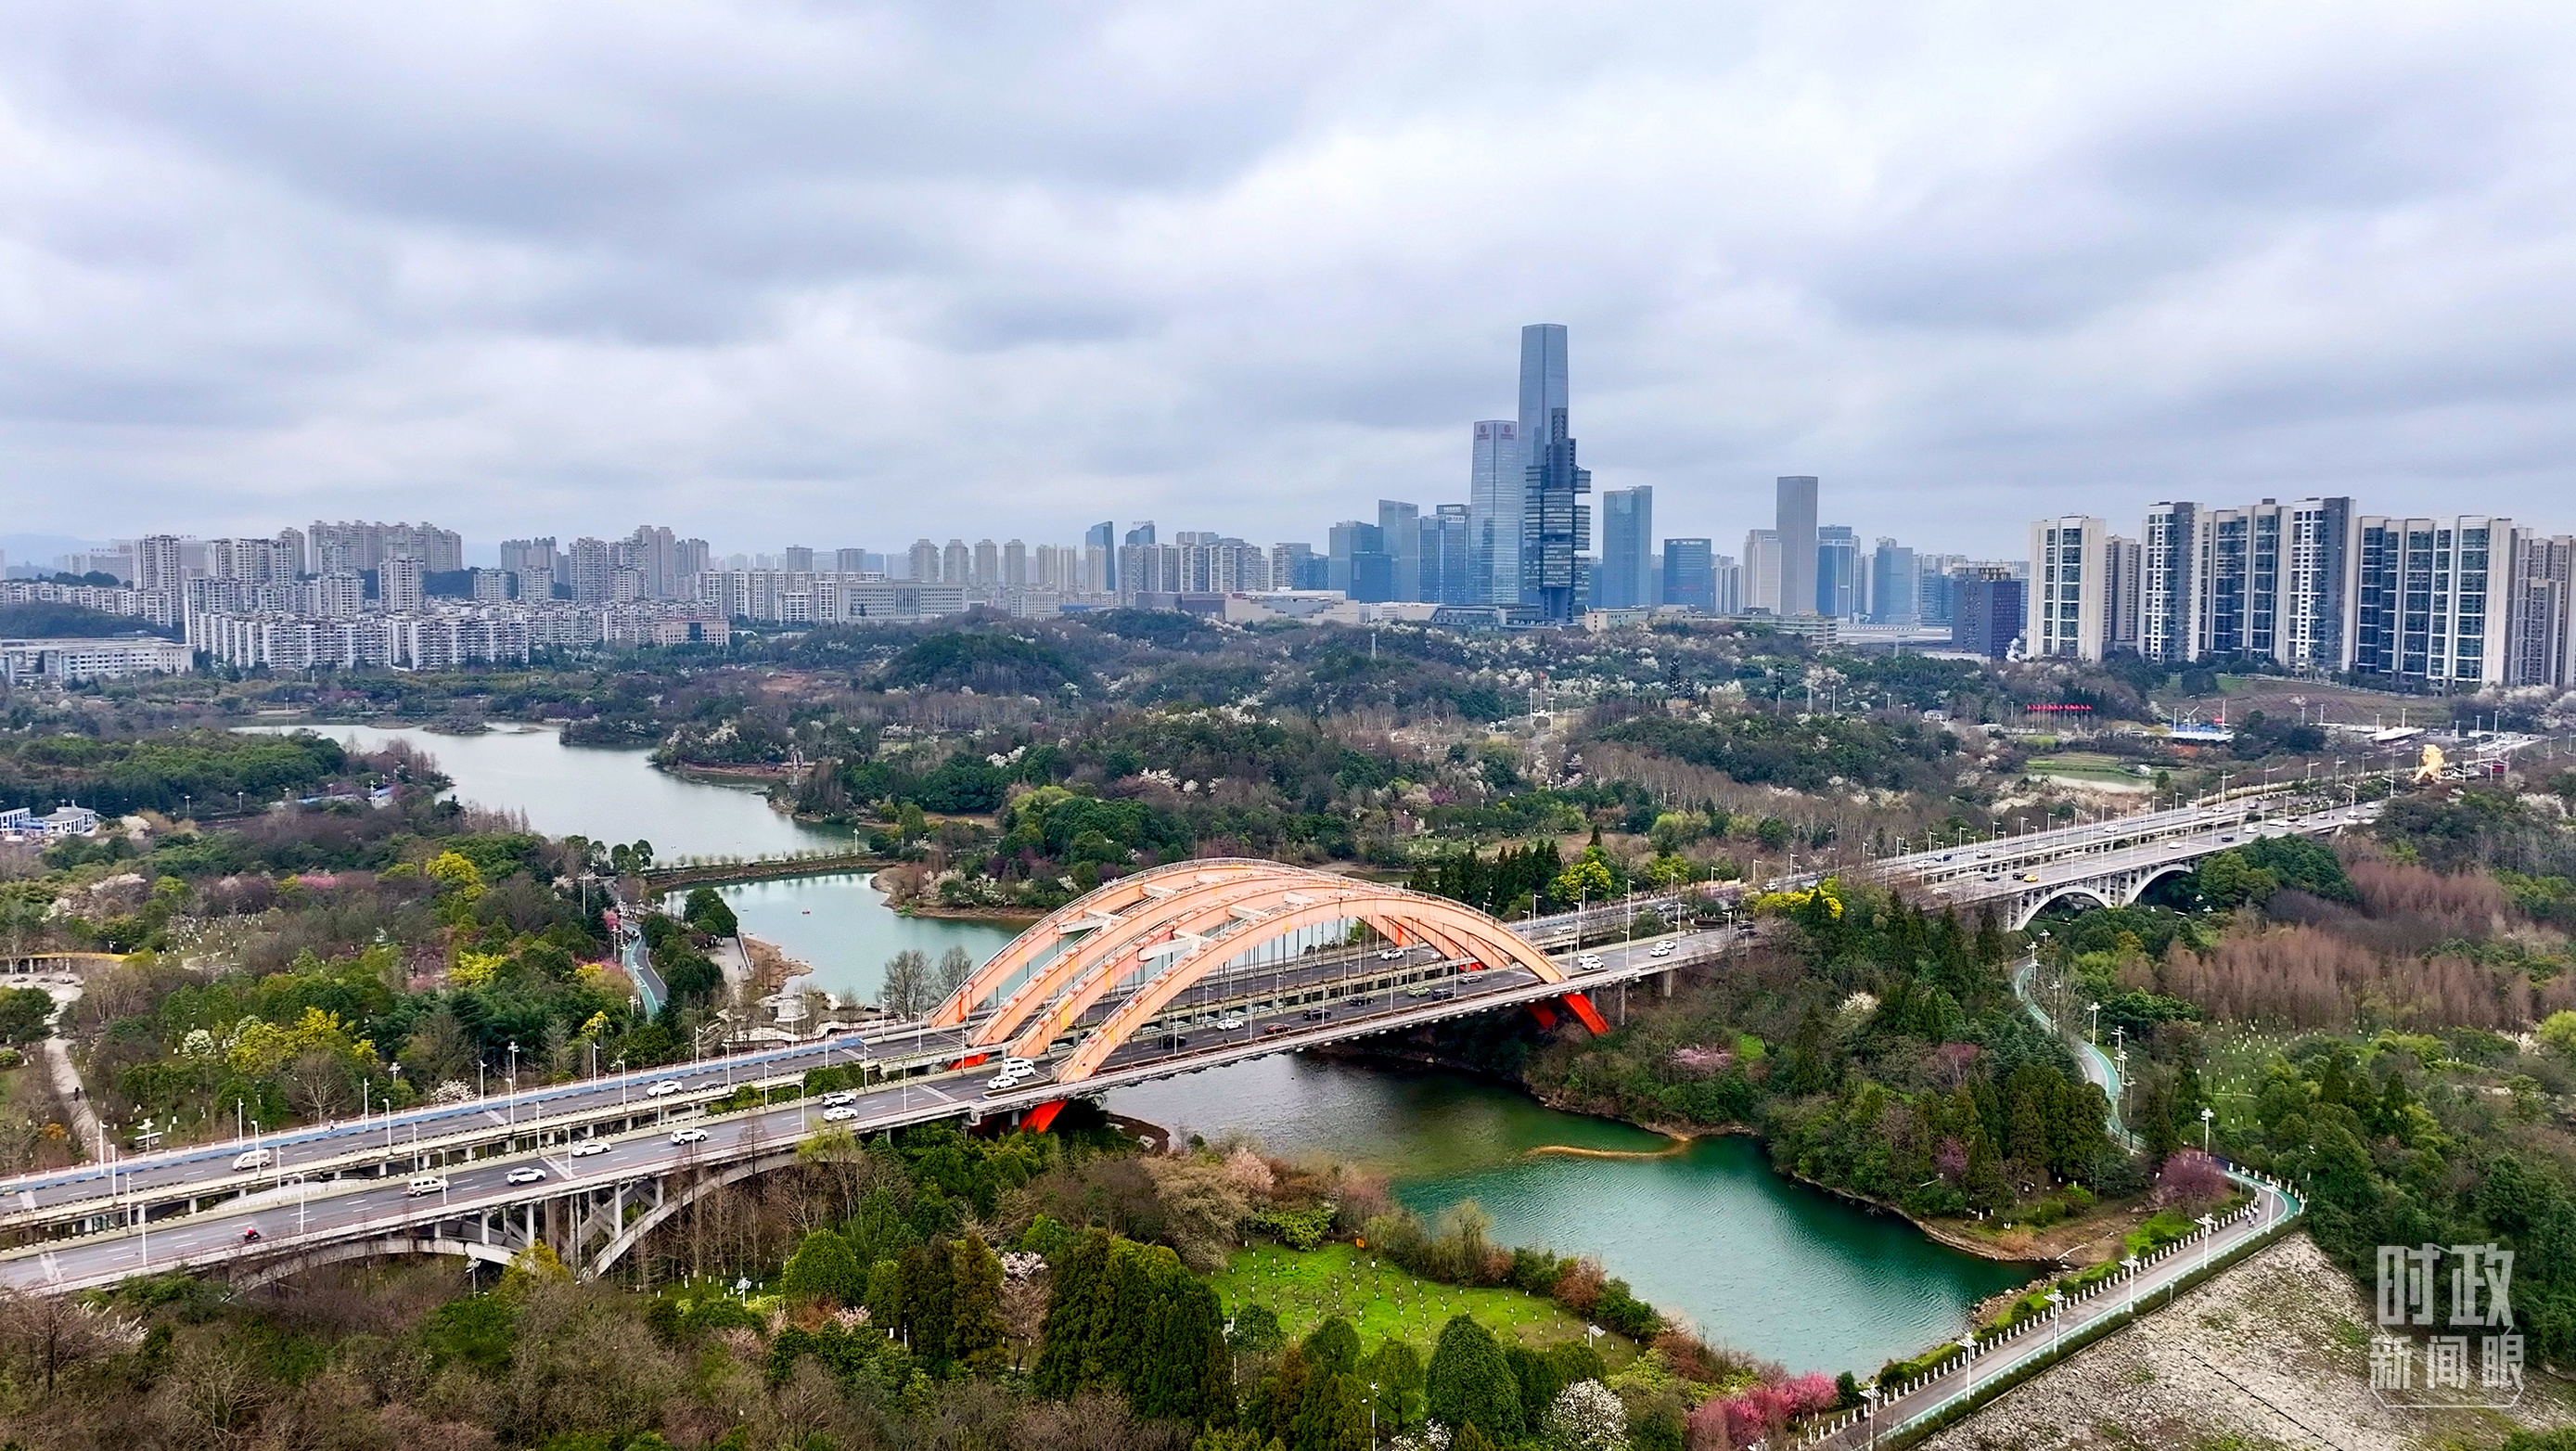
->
[2346,516,2513,688]
[314,571,363,618]
[1271,543,1326,592]
[1713,554,1742,617]
[2141,503,2197,664]
[501,538,558,591]
[309,520,463,574]
[1868,539,1917,625]
[2508,532,2576,688]
[1468,420,1520,607]
[1815,524,1859,618]
[275,528,307,578]
[1596,487,1652,609]
[942,540,968,584]
[379,556,425,615]
[1775,477,1818,617]
[782,546,814,574]
[1002,540,1028,588]
[973,540,999,586]
[569,537,614,604]
[135,534,186,591]
[676,538,709,582]
[1741,529,1783,615]
[906,539,939,583]
[2028,516,2109,661]
[1661,537,1715,613]
[834,548,867,575]
[2106,535,2142,655]
[1519,405,1591,623]
[1378,501,1421,603]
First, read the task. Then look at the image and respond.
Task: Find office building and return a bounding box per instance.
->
[1741,529,1783,615]
[1328,521,1393,602]
[1869,539,1917,625]
[1271,544,1327,593]
[1468,420,1521,606]
[1424,506,1475,606]
[1954,571,2027,661]
[1511,325,1569,601]
[1816,524,1859,618]
[1519,404,1591,623]
[1775,477,1819,617]
[1661,537,1715,613]
[2346,516,2513,688]
[1084,522,1117,591]
[1378,501,1421,603]
[1596,487,1653,609]
[2028,516,2109,661]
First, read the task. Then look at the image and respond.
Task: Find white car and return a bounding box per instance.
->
[646,1078,685,1098]
[1214,1016,1245,1031]
[1650,942,1676,958]
[670,1127,711,1146]
[1000,1058,1034,1073]
[1378,947,1408,960]
[1576,953,1604,969]
[569,1140,609,1158]
[506,1166,546,1186]
[819,1089,860,1107]
[987,1070,1032,1092]
[822,1105,862,1122]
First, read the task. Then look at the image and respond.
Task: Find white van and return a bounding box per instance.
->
[404,1175,450,1197]
[232,1148,273,1172]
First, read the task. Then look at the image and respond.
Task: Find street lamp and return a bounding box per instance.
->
[1860,1383,1879,1450]
[1955,1333,1980,1401]
[2199,1105,2214,1153]
[2122,1254,2143,1312]
[2044,1290,2064,1356]
[2198,1213,2219,1277]
[2087,1001,2099,1046]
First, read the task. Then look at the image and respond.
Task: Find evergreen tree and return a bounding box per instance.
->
[1301,1317,1361,1377]
[1426,1314,1521,1441]
[1455,1423,1502,1451]
[1034,1228,1112,1398]
[1362,1339,1425,1432]
[780,1228,865,1307]
[1249,1347,1311,1447]
[1974,905,2008,964]
[1083,1239,1145,1390]
[1963,1124,2012,1212]
[864,1257,904,1331]
[949,1234,1006,1374]
[1137,1273,1234,1427]
[845,1184,919,1265]
[1506,1343,1565,1431]
[904,1239,955,1367]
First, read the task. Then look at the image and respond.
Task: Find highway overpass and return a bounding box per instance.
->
[0,793,2377,1294]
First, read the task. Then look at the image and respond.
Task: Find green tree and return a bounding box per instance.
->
[1363,1338,1425,1432]
[680,886,738,937]
[1032,1229,1111,1398]
[2539,1010,2576,1058]
[949,1234,1006,1374]
[903,1239,954,1366]
[1427,1314,1521,1442]
[1136,1273,1234,1426]
[780,1228,865,1307]
[1301,1317,1361,1377]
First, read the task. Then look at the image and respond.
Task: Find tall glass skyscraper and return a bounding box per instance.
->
[1467,420,1519,606]
[1775,476,1818,617]
[1520,405,1591,623]
[1509,325,1570,606]
[1597,487,1653,608]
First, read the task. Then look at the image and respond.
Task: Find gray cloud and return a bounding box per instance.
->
[3,0,2575,561]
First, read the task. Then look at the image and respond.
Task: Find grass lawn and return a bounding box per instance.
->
[1210,1244,1631,1361]
[2026,752,2147,785]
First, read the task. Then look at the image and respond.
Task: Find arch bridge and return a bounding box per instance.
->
[932,859,1610,1126]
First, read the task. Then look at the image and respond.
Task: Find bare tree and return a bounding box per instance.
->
[286,1047,354,1123]
[878,950,930,1017]
[0,1289,142,1397]
[936,945,976,1002]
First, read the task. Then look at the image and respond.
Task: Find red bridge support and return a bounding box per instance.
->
[1525,993,1611,1034]
[1022,1100,1067,1133]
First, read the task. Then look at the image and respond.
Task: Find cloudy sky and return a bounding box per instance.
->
[5,1,2575,562]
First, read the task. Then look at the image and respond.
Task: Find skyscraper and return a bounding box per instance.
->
[1597,487,1652,609]
[1467,420,1520,607]
[1426,505,1474,605]
[1815,524,1859,617]
[1868,539,1916,625]
[1661,537,1715,613]
[1328,521,1392,602]
[1741,529,1783,614]
[1520,405,1591,623]
[1512,325,1569,605]
[2141,503,2198,664]
[1378,501,1421,603]
[1775,477,1818,617]
[1085,521,1116,591]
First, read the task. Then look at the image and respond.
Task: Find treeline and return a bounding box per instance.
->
[0,729,357,816]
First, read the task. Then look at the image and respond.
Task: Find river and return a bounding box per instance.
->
[244,719,2031,1373]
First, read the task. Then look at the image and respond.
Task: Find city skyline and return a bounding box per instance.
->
[9,7,2576,553]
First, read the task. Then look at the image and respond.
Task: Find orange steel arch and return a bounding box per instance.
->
[1032,887,1574,1081]
[972,867,1367,1051]
[929,859,1282,1028]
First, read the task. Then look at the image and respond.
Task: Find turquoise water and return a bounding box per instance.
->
[244,718,2033,1371]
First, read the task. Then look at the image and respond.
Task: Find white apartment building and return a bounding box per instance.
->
[2344,516,2514,689]
[2026,515,2109,661]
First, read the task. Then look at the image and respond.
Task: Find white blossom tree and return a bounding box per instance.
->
[1543,1380,1630,1451]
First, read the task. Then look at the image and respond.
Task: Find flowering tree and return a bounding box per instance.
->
[2154,1148,2227,1211]
[1543,1379,1629,1451]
